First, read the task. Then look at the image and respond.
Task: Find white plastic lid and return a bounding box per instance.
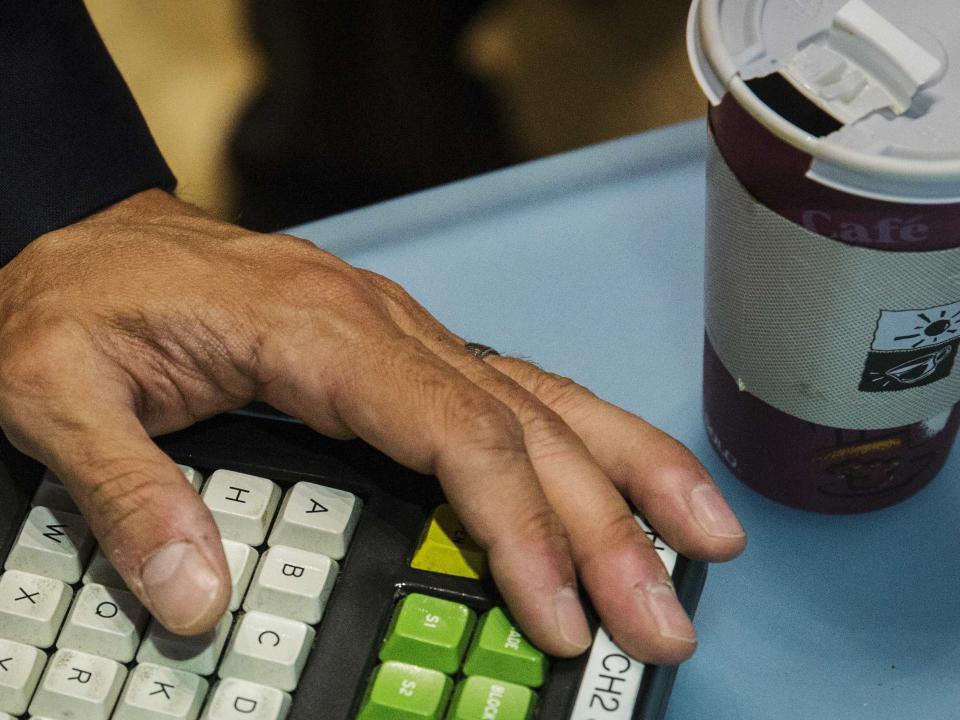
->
[687,0,960,203]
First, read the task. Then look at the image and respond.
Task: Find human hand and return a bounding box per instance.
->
[0,189,745,663]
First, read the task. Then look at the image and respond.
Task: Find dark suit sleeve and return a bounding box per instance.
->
[0,1,176,266]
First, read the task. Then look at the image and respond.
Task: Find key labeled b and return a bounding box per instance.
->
[243,546,338,625]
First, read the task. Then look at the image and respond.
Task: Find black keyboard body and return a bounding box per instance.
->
[0,411,707,720]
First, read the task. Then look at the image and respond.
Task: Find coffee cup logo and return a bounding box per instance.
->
[860,302,960,392]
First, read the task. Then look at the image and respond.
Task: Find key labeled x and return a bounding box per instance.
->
[15,587,40,604]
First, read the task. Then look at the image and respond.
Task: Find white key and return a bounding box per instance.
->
[31,478,77,514]
[178,465,204,492]
[113,663,208,720]
[243,546,338,625]
[137,613,232,676]
[57,583,148,663]
[222,540,258,612]
[82,547,127,589]
[201,678,291,720]
[218,611,314,692]
[0,638,45,715]
[202,471,280,546]
[267,482,361,561]
[0,570,73,648]
[29,648,126,720]
[4,506,94,584]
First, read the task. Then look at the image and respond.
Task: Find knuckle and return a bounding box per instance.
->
[0,317,89,389]
[487,502,571,567]
[357,270,439,333]
[444,390,524,455]
[359,269,408,301]
[515,400,575,460]
[577,511,646,569]
[531,371,595,413]
[281,257,371,307]
[603,511,646,549]
[511,504,569,551]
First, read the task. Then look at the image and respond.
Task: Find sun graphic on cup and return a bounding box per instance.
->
[892,310,960,348]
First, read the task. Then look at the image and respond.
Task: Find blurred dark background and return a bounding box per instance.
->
[87,0,704,230]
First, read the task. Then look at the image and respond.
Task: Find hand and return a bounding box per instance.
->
[0,189,745,663]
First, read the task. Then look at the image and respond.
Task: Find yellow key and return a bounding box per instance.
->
[410,505,488,580]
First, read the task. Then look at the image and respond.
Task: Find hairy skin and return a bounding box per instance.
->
[0,189,745,663]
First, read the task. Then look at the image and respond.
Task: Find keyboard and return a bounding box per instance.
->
[0,411,707,720]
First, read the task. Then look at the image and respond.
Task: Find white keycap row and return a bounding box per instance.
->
[202,470,361,561]
[0,465,361,719]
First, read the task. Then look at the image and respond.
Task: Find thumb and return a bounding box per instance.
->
[41,406,231,635]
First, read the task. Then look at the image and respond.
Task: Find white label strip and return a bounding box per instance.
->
[568,517,678,720]
[705,138,960,429]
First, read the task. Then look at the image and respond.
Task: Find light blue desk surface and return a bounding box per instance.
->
[293,120,960,720]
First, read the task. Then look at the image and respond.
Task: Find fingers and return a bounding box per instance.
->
[0,343,230,635]
[354,269,703,662]
[487,357,746,562]
[415,337,699,664]
[258,329,593,657]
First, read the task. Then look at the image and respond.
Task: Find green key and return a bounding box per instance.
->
[462,608,547,688]
[380,593,477,674]
[446,676,536,720]
[358,661,454,720]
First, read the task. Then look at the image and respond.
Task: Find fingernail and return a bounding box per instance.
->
[690,484,745,538]
[644,582,696,643]
[553,586,592,652]
[141,541,222,633]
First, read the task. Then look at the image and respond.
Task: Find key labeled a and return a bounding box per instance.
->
[268,482,361,560]
[0,570,73,649]
[4,506,94,583]
[113,662,209,720]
